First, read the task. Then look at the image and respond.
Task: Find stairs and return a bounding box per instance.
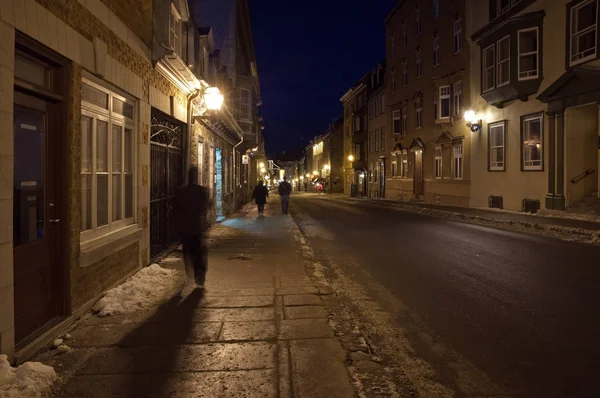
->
[567,192,600,216]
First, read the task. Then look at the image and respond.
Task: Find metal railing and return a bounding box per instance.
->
[570,169,596,184]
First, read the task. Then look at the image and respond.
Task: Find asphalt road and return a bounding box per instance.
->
[290,194,600,397]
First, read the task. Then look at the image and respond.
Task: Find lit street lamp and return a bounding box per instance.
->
[348,155,354,162]
[203,87,224,111]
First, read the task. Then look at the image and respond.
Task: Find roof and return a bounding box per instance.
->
[537,66,600,103]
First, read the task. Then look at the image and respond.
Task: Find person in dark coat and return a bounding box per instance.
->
[173,167,210,288]
[252,180,269,216]
[278,176,292,215]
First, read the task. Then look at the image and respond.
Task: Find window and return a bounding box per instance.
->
[483,44,495,92]
[433,0,440,19]
[433,35,440,67]
[381,93,385,113]
[354,144,361,160]
[354,116,361,132]
[374,162,378,183]
[393,110,401,135]
[434,98,438,120]
[391,33,396,59]
[497,36,510,86]
[401,151,408,178]
[369,164,373,183]
[240,88,251,119]
[439,85,451,119]
[375,129,381,152]
[518,28,539,80]
[169,3,182,55]
[391,69,396,94]
[369,102,373,120]
[380,126,385,150]
[375,96,380,117]
[416,49,422,78]
[402,107,408,135]
[80,79,136,240]
[369,131,374,153]
[416,108,422,128]
[392,157,398,177]
[522,114,543,170]
[489,121,505,171]
[570,0,598,65]
[453,81,462,117]
[402,59,408,86]
[416,5,422,35]
[454,18,463,54]
[402,23,408,48]
[434,146,443,179]
[453,145,463,179]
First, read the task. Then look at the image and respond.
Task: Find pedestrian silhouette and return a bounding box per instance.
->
[252,180,269,216]
[278,176,292,215]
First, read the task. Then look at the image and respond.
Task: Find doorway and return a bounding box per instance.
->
[413,150,424,196]
[215,148,223,218]
[12,45,68,347]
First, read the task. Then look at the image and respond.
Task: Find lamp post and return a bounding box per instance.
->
[203,87,225,111]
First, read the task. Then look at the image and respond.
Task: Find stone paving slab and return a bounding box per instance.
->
[279,319,334,340]
[76,342,276,374]
[193,308,275,322]
[279,275,314,287]
[285,306,329,320]
[50,370,277,398]
[283,294,323,306]
[198,295,274,308]
[200,288,275,297]
[220,321,277,341]
[276,286,319,295]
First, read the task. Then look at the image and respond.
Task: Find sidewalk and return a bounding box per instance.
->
[36,202,355,397]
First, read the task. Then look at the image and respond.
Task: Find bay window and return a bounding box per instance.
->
[518,28,539,80]
[169,3,182,55]
[497,36,510,86]
[570,0,598,66]
[81,79,136,241]
[483,44,495,92]
[522,113,543,171]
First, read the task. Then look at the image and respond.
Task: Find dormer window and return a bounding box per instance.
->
[569,0,598,66]
[169,3,182,55]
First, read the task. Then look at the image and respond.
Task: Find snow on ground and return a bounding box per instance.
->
[0,355,56,398]
[92,263,182,317]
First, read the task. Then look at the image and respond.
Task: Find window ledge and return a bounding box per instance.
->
[80,225,143,268]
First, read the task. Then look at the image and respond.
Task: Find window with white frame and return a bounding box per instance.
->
[518,28,539,80]
[433,0,440,19]
[416,49,422,78]
[483,44,495,92]
[169,3,182,55]
[522,114,543,170]
[570,0,598,65]
[391,68,397,94]
[402,59,408,86]
[433,35,441,67]
[401,151,408,178]
[375,129,381,152]
[439,85,451,119]
[453,144,463,179]
[369,163,373,182]
[416,107,422,128]
[453,81,462,117]
[354,115,361,132]
[489,121,505,171]
[402,23,408,48]
[392,156,398,177]
[380,126,385,150]
[416,4,422,35]
[402,107,408,135]
[434,146,443,179]
[454,18,463,54]
[240,88,251,119]
[393,110,401,135]
[497,36,510,86]
[80,79,136,240]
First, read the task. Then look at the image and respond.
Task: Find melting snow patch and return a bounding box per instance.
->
[0,355,56,398]
[92,263,181,317]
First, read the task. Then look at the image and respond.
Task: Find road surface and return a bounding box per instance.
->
[290,194,600,397]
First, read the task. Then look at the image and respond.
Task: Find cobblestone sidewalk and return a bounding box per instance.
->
[35,201,355,397]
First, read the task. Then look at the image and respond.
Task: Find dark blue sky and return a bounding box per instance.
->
[249,0,397,157]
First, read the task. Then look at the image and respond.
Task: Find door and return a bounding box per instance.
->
[413,150,424,196]
[215,148,223,217]
[13,92,63,345]
[379,160,385,198]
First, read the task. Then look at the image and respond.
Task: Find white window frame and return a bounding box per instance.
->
[433,35,441,67]
[240,88,252,120]
[416,107,422,129]
[434,146,443,179]
[497,35,511,87]
[401,107,408,135]
[454,18,463,54]
[489,121,506,171]
[416,5,422,35]
[522,114,543,171]
[393,110,401,135]
[438,85,451,120]
[453,81,462,118]
[483,44,496,92]
[402,59,408,86]
[570,0,598,66]
[453,144,463,179]
[80,78,137,243]
[518,27,539,80]
[416,50,422,78]
[169,3,182,56]
[401,150,408,178]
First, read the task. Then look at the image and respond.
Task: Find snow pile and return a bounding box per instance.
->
[0,355,56,398]
[537,208,600,223]
[92,264,181,317]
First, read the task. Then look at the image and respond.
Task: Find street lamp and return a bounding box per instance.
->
[203,87,224,111]
[313,171,318,175]
[348,155,354,162]
[260,167,266,173]
[324,164,330,170]
[259,162,265,168]
[305,173,310,178]
[464,110,482,133]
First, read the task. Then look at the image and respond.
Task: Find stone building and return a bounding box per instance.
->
[467,0,599,213]
[385,0,472,206]
[341,75,369,197]
[0,0,261,362]
[366,61,387,198]
[328,117,345,194]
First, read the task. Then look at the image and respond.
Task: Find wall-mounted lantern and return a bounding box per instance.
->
[464,110,482,133]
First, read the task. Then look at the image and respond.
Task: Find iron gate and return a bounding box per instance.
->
[150,111,184,260]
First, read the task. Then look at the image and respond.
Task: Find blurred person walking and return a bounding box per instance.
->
[278,176,292,215]
[252,180,269,216]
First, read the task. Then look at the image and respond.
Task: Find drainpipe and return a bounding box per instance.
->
[186,88,201,182]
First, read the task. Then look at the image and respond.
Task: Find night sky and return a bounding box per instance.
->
[249,0,398,158]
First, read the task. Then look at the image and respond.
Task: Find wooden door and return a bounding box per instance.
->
[413,151,424,196]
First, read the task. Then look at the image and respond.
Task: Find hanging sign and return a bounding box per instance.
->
[242,155,249,165]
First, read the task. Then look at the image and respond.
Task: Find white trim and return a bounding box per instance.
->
[522,114,543,171]
[454,18,463,54]
[483,44,496,92]
[438,85,451,120]
[453,144,463,180]
[518,27,539,81]
[489,121,506,171]
[497,35,511,87]
[570,0,598,66]
[433,35,440,67]
[434,146,443,179]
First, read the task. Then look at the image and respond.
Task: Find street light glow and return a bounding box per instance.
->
[313,171,318,175]
[259,162,265,168]
[203,87,224,111]
[324,164,330,170]
[260,167,266,173]
[464,110,478,123]
[348,155,354,162]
